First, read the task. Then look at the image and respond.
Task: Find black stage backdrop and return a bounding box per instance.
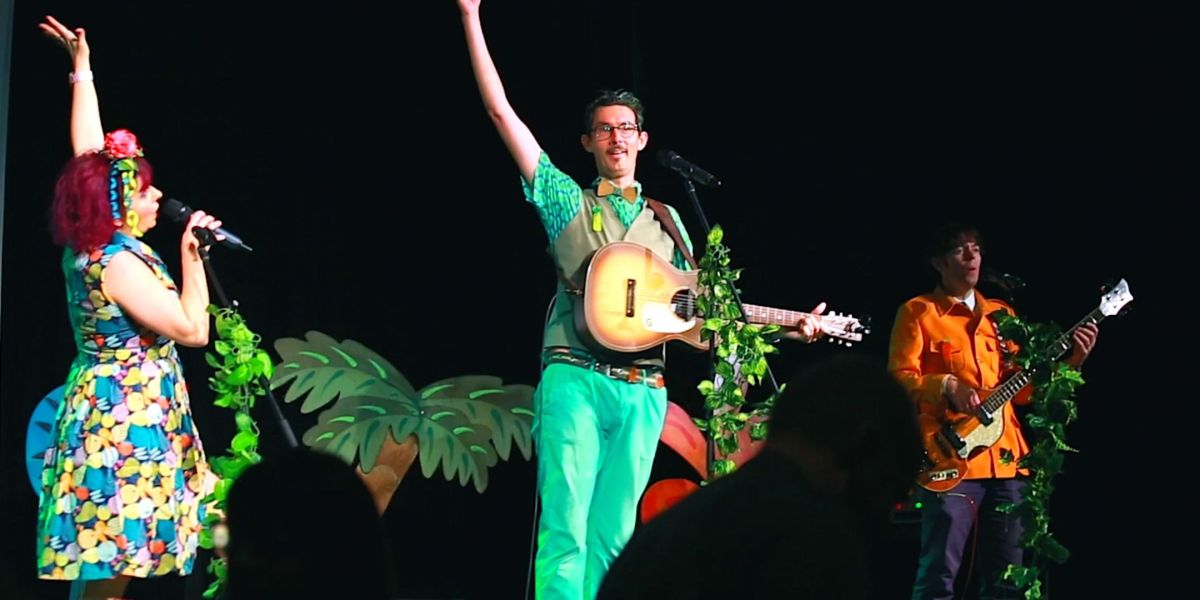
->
[2,2,1177,598]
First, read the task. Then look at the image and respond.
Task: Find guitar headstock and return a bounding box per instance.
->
[818,312,871,346]
[1098,279,1133,317]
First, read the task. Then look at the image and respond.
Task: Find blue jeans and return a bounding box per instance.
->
[912,478,1027,600]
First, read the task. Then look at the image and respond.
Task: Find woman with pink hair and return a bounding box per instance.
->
[35,16,224,600]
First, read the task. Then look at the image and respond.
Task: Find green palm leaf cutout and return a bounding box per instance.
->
[413,409,499,493]
[278,331,536,493]
[271,331,416,414]
[302,396,422,473]
[418,375,535,462]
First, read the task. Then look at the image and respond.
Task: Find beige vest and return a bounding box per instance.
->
[543,189,681,364]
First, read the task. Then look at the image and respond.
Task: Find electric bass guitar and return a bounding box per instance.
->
[916,278,1132,492]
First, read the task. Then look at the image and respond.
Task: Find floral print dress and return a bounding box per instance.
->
[37,232,209,581]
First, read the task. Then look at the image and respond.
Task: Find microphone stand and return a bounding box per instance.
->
[981,267,1025,305]
[194,227,298,448]
[675,179,782,481]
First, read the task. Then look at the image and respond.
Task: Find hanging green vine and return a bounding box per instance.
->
[991,311,1085,600]
[692,225,783,479]
[198,305,273,599]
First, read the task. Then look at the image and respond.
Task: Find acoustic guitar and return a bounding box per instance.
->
[576,241,869,353]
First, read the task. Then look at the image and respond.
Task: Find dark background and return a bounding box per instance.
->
[2,1,1178,598]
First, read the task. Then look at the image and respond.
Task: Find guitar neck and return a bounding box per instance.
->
[980,307,1107,415]
[742,303,812,327]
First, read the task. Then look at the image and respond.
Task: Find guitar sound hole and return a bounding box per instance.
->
[672,290,697,320]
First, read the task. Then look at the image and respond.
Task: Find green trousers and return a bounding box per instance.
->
[533,363,668,600]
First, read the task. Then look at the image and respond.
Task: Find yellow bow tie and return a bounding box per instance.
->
[596,180,640,202]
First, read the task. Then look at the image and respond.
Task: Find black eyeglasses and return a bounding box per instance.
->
[590,123,640,140]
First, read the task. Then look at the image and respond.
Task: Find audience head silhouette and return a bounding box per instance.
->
[224,447,394,599]
[596,355,923,600]
[767,354,922,519]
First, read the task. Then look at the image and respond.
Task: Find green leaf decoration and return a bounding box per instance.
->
[691,226,786,480]
[416,375,534,461]
[712,459,735,478]
[282,332,537,494]
[413,409,499,493]
[993,310,1093,597]
[272,331,417,414]
[706,225,724,245]
[200,305,272,600]
[302,396,421,473]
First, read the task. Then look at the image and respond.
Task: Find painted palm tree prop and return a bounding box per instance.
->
[271,332,534,504]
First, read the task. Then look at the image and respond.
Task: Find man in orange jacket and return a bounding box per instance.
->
[888,223,1099,600]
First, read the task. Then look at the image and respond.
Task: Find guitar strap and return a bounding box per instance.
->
[645,197,700,270]
[556,196,699,293]
[556,269,582,294]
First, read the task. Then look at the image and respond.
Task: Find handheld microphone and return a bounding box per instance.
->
[161,198,253,252]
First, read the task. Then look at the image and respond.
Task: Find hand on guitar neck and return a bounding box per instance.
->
[781,301,828,343]
[1064,322,1100,368]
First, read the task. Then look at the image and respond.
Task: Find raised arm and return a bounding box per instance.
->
[40,16,104,155]
[457,0,542,182]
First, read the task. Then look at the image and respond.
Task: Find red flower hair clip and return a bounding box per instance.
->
[103,129,143,159]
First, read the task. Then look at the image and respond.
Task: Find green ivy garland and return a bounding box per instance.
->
[692,225,783,479]
[991,311,1085,600]
[198,305,273,599]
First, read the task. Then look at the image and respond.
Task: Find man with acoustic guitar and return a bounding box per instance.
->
[457,2,825,598]
[888,223,1099,600]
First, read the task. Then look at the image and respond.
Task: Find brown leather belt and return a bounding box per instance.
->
[542,350,666,389]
